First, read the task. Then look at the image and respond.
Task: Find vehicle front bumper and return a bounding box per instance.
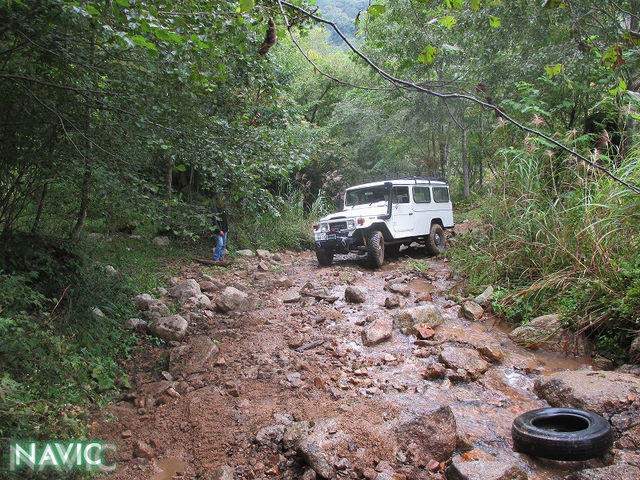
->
[315,231,358,254]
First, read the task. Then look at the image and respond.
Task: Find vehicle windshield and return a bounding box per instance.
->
[345,185,389,207]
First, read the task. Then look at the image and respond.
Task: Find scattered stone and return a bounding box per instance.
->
[212,465,235,480]
[474,286,494,306]
[421,360,446,380]
[388,283,411,297]
[131,293,154,310]
[567,464,640,480]
[478,346,504,363]
[149,315,188,341]
[124,318,147,332]
[169,335,219,377]
[256,424,286,446]
[275,276,293,288]
[394,304,444,334]
[199,281,219,293]
[256,249,271,259]
[153,286,168,296]
[301,469,317,480]
[611,410,640,450]
[169,279,201,301]
[456,430,474,453]
[395,405,457,463]
[121,430,132,438]
[534,370,640,415]
[152,236,170,247]
[630,337,640,365]
[415,292,432,303]
[168,277,180,287]
[87,232,104,242]
[509,313,592,356]
[384,296,401,309]
[104,265,117,275]
[461,301,484,321]
[282,290,301,303]
[133,440,154,459]
[225,381,240,397]
[258,260,270,272]
[92,307,105,318]
[345,286,366,304]
[447,455,527,480]
[592,355,614,371]
[440,347,489,381]
[272,253,283,262]
[236,249,254,257]
[216,286,251,312]
[415,324,436,339]
[362,316,393,346]
[188,293,211,307]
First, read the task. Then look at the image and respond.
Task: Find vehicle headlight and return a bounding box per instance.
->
[320,223,329,232]
[347,219,355,230]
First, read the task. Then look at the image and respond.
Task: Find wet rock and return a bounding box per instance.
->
[474,286,494,306]
[388,283,411,297]
[256,249,271,259]
[124,318,147,332]
[152,236,170,247]
[282,290,301,303]
[133,440,154,459]
[362,316,393,346]
[301,469,317,480]
[256,424,286,446]
[439,347,489,381]
[478,346,504,363]
[534,370,640,415]
[509,314,592,356]
[169,279,201,301]
[169,335,219,377]
[592,355,614,371]
[610,410,640,449]
[384,296,401,309]
[212,465,235,480]
[415,292,433,303]
[394,304,444,334]
[149,315,188,341]
[421,359,446,380]
[456,430,474,453]
[216,286,251,312]
[567,464,640,480]
[345,286,366,304]
[414,324,435,339]
[447,455,527,480]
[396,405,456,463]
[630,336,640,364]
[461,301,484,321]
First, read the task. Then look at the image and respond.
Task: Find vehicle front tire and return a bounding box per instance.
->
[366,230,385,268]
[315,248,334,267]
[426,223,447,256]
[511,407,613,461]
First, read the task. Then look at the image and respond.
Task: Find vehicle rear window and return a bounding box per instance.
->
[413,186,431,203]
[433,187,450,203]
[393,186,410,204]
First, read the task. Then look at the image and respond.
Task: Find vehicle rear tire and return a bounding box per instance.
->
[385,243,401,258]
[426,223,447,256]
[316,248,334,267]
[366,230,385,268]
[511,407,613,461]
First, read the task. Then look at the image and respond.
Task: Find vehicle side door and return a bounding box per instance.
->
[412,186,431,235]
[391,186,414,235]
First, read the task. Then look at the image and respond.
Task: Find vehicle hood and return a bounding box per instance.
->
[319,204,388,222]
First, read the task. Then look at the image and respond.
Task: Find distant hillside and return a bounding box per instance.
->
[316,0,368,45]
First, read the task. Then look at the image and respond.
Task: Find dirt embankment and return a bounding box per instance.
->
[92,249,640,480]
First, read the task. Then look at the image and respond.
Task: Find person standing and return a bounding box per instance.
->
[212,198,229,261]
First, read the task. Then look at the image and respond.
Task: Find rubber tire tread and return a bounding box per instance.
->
[315,248,334,267]
[511,407,613,461]
[426,223,446,256]
[366,230,384,268]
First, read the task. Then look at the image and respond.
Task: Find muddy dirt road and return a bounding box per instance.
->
[92,249,631,480]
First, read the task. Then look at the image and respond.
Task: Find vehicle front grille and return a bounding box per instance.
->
[329,221,348,231]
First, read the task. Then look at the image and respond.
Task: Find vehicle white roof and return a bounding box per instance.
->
[345,179,449,191]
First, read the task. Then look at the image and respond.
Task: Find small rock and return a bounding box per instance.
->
[133,440,154,459]
[256,249,272,259]
[153,286,168,296]
[384,296,401,309]
[149,315,188,341]
[478,346,504,363]
[362,316,393,346]
[216,286,251,312]
[104,265,117,275]
[461,301,484,321]
[199,281,218,293]
[258,260,270,271]
[256,424,286,446]
[152,236,170,247]
[447,455,527,480]
[474,286,494,306]
[394,304,444,333]
[282,290,301,303]
[212,465,235,480]
[345,286,366,304]
[236,249,254,257]
[415,324,436,339]
[131,293,155,310]
[272,253,283,262]
[301,469,317,480]
[169,335,219,377]
[124,318,147,332]
[421,360,446,380]
[630,337,640,364]
[415,292,432,303]
[396,405,457,463]
[121,430,132,438]
[92,307,105,318]
[275,276,293,288]
[168,277,180,287]
[568,464,640,480]
[388,283,411,296]
[592,356,614,371]
[439,347,489,381]
[169,279,201,301]
[509,313,592,356]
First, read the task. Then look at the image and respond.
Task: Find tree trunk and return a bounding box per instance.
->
[165,153,173,215]
[462,127,470,198]
[71,162,91,239]
[31,183,47,233]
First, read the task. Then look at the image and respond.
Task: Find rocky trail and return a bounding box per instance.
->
[93,248,640,480]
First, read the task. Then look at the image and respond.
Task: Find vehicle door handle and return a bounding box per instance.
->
[409,213,413,215]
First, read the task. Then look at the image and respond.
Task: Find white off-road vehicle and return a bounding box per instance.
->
[313,178,454,267]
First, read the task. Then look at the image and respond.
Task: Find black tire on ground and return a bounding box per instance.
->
[426,223,447,256]
[385,243,401,258]
[366,230,385,268]
[315,248,334,267]
[511,407,613,461]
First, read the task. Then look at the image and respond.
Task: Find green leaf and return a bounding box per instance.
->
[115,0,130,6]
[239,0,254,12]
[470,0,482,11]
[542,0,567,8]
[544,63,563,79]
[609,77,627,95]
[445,0,463,9]
[85,5,100,16]
[601,45,624,69]
[489,16,501,28]
[367,4,386,17]
[174,164,187,172]
[131,35,157,51]
[438,16,457,29]
[418,45,438,66]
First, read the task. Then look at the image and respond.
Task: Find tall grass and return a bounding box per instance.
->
[452,143,640,360]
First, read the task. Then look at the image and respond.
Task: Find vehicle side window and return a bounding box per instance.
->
[433,187,450,203]
[413,186,431,203]
[392,186,410,204]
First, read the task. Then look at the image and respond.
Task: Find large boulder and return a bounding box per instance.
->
[149,315,188,341]
[152,236,170,247]
[440,346,489,381]
[395,405,457,463]
[394,304,443,334]
[447,455,527,480]
[131,293,155,310]
[534,370,640,415]
[169,279,201,301]
[169,335,219,377]
[629,336,640,364]
[216,286,252,312]
[509,314,592,356]
[344,286,366,304]
[567,464,640,480]
[362,316,393,346]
